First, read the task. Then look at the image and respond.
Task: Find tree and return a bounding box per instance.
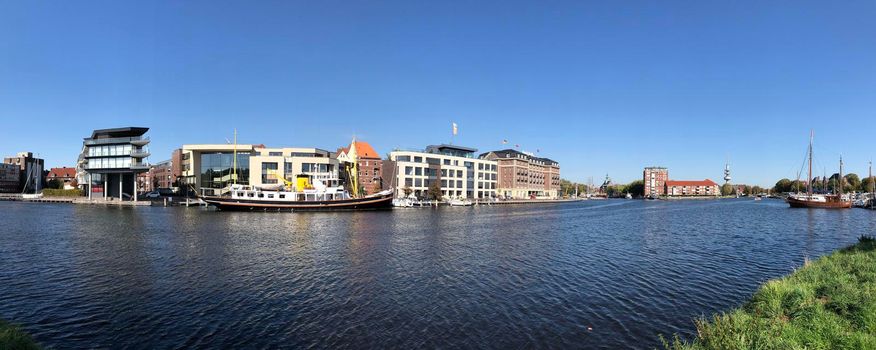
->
[626,180,644,197]
[862,176,876,194]
[46,179,63,189]
[402,186,412,197]
[427,180,443,200]
[844,173,861,193]
[721,183,734,196]
[773,178,793,193]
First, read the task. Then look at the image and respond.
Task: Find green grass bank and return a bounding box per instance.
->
[0,319,40,350]
[664,236,876,349]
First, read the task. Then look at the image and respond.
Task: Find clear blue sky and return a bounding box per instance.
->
[1,1,874,186]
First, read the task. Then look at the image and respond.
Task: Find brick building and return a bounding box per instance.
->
[665,179,720,197]
[47,167,77,189]
[3,151,44,193]
[643,166,668,197]
[479,149,560,199]
[337,141,383,195]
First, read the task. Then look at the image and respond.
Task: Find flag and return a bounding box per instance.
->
[452,122,458,136]
[515,144,519,148]
[537,149,540,153]
[502,139,508,144]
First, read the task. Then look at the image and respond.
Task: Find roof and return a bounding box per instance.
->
[666,179,719,187]
[339,141,380,159]
[426,144,478,153]
[88,127,149,139]
[48,167,76,178]
[479,149,559,165]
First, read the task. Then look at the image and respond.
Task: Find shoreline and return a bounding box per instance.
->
[664,235,876,349]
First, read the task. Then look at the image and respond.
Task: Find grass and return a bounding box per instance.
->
[663,235,876,350]
[0,319,40,350]
[40,188,82,197]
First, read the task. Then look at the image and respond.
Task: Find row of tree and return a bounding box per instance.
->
[773,173,876,194]
[559,179,646,198]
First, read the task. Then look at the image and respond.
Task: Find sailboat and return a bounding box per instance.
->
[21,160,43,199]
[786,131,851,209]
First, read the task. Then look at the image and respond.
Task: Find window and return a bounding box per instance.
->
[404,178,413,187]
[443,159,451,165]
[414,156,422,163]
[415,178,422,187]
[405,166,413,175]
[397,155,411,162]
[269,152,282,156]
[457,180,462,188]
[415,167,422,176]
[262,162,278,184]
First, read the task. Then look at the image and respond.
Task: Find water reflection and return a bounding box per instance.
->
[1,200,874,349]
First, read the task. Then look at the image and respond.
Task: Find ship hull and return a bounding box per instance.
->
[201,192,394,212]
[786,196,852,209]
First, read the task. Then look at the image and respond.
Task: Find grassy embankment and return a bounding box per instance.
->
[0,319,40,350]
[40,189,82,197]
[664,236,876,349]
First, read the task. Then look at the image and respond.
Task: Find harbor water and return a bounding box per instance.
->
[1,199,874,349]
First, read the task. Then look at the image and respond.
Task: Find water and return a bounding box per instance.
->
[1,199,875,349]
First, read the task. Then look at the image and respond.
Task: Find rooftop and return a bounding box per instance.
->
[88,127,149,140]
[666,179,718,187]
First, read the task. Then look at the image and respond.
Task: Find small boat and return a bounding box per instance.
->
[754,196,762,201]
[448,198,473,206]
[625,193,632,199]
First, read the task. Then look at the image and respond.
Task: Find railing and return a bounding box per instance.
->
[84,136,149,146]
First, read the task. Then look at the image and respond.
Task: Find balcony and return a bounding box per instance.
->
[131,150,151,158]
[84,136,150,146]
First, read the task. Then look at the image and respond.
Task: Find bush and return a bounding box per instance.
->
[41,189,82,197]
[0,319,40,350]
[664,235,876,349]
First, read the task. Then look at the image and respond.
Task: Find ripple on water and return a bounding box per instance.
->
[0,199,871,349]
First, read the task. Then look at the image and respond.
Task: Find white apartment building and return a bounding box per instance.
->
[389,144,497,200]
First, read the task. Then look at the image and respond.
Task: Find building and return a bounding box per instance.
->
[181,144,341,196]
[478,149,560,199]
[0,163,20,193]
[643,167,669,197]
[46,167,77,190]
[137,159,175,192]
[3,152,44,193]
[249,147,340,189]
[180,144,256,196]
[78,127,151,201]
[337,141,383,195]
[665,179,720,197]
[389,144,497,200]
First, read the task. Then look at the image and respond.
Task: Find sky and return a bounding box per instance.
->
[1,1,874,186]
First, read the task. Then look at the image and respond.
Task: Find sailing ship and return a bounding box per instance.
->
[200,137,393,211]
[786,131,851,209]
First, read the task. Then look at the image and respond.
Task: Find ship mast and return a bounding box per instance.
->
[839,156,844,197]
[807,130,813,197]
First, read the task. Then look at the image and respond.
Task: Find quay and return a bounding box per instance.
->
[487,198,584,205]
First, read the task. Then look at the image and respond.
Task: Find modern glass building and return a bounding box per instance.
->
[180,144,255,196]
[77,127,150,200]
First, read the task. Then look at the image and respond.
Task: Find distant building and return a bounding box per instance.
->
[479,149,560,199]
[666,179,720,197]
[337,141,384,195]
[180,144,342,196]
[137,159,175,192]
[389,144,497,200]
[78,127,151,201]
[180,144,256,195]
[643,167,668,197]
[0,163,20,193]
[47,167,77,190]
[3,151,44,193]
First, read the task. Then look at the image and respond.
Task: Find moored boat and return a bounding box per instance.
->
[786,131,851,209]
[201,184,393,211]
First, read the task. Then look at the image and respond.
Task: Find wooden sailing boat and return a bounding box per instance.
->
[786,131,851,209]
